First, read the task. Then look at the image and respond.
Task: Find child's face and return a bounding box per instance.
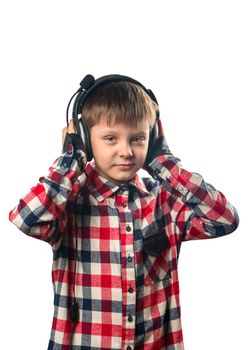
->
[90,119,150,185]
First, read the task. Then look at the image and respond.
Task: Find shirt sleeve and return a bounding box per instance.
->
[9,141,87,245]
[148,154,239,242]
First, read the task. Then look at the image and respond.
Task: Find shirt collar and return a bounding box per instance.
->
[85,162,150,202]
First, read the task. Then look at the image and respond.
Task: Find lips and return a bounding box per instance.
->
[115,164,135,169]
[116,164,134,166]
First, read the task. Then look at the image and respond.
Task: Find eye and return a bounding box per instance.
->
[104,136,116,142]
[132,136,145,143]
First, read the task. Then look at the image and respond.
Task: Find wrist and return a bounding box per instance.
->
[63,133,85,153]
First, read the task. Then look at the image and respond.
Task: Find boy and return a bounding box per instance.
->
[9,74,239,350]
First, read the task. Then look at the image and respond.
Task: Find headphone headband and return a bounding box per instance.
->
[71,74,158,121]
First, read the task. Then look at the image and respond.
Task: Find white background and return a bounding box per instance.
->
[0,1,247,349]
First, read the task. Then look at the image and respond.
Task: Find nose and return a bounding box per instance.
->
[118,141,133,158]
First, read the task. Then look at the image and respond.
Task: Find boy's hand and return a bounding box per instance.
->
[62,120,86,155]
[143,119,172,169]
[62,120,76,147]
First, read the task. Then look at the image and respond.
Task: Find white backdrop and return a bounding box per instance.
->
[1,1,247,349]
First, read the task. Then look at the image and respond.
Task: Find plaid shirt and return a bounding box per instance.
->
[9,142,239,350]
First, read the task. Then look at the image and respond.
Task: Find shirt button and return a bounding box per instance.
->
[122,202,127,208]
[127,256,132,263]
[126,225,131,232]
[128,315,133,322]
[128,287,133,293]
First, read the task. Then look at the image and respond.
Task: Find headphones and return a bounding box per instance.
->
[66,74,160,161]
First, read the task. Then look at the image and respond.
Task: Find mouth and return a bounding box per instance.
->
[115,164,135,169]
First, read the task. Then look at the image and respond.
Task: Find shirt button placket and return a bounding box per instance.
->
[118,187,135,350]
[125,225,135,348]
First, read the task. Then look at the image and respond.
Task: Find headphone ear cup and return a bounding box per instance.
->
[145,118,159,165]
[79,118,93,161]
[149,116,159,149]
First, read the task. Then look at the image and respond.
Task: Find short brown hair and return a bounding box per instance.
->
[81,81,158,130]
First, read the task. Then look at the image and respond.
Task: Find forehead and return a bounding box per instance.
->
[92,119,150,133]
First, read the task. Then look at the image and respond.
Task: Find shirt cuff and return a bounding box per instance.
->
[148,155,191,198]
[40,141,87,188]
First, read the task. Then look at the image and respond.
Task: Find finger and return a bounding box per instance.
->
[62,126,67,134]
[68,120,76,134]
[62,127,68,146]
[157,119,165,137]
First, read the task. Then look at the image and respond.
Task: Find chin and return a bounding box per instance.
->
[116,175,134,183]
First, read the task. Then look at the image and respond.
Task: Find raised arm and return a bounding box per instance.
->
[144,119,239,242]
[9,123,87,245]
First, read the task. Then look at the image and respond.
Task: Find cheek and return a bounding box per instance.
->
[91,142,112,163]
[91,139,103,155]
[134,146,148,162]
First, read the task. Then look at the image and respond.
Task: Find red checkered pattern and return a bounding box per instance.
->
[9,145,239,350]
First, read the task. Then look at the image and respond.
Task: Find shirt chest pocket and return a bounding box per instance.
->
[143,230,171,286]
